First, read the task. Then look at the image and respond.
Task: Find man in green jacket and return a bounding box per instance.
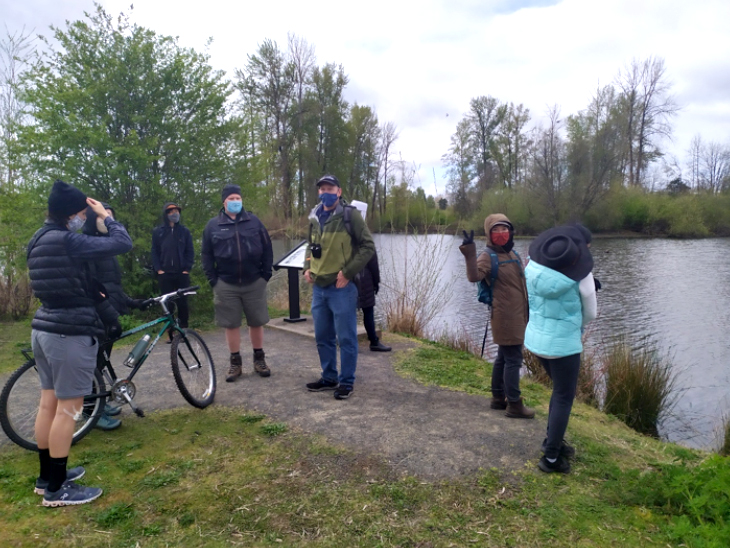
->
[304,175,375,400]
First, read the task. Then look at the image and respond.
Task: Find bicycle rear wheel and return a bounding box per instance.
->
[171,329,216,408]
[0,359,106,452]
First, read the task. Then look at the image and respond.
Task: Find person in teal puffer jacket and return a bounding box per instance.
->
[524,225,597,474]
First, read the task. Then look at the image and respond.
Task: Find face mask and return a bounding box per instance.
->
[491,231,510,247]
[68,215,85,232]
[319,192,339,208]
[167,212,180,223]
[226,200,243,214]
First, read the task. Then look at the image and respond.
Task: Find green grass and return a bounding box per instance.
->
[0,320,32,375]
[1,333,728,547]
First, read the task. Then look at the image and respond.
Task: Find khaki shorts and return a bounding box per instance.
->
[213,277,269,328]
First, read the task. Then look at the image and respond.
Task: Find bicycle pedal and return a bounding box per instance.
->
[134,408,145,418]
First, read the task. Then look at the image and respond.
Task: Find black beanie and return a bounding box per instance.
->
[221,184,241,201]
[48,180,87,217]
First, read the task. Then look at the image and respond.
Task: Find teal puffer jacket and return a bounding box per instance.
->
[524,261,583,358]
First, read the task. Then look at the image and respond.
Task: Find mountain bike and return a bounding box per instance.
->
[0,286,216,451]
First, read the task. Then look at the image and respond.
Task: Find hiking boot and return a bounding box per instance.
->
[226,354,243,383]
[253,350,270,377]
[94,413,122,431]
[490,396,508,410]
[537,455,571,474]
[306,378,339,392]
[334,385,354,400]
[505,397,535,419]
[369,340,392,352]
[42,481,103,507]
[541,438,576,459]
[34,466,85,495]
[104,403,122,417]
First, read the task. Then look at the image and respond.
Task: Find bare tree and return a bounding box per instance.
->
[442,118,475,218]
[615,57,680,186]
[529,106,565,224]
[0,27,36,189]
[687,134,702,191]
[375,121,398,215]
[467,95,504,193]
[700,141,730,194]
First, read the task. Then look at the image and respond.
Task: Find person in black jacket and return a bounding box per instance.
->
[28,180,132,507]
[83,203,150,430]
[202,184,273,382]
[151,202,194,329]
[357,251,391,351]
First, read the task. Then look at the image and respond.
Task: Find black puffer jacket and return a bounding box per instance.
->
[357,251,381,309]
[201,208,273,286]
[27,219,133,336]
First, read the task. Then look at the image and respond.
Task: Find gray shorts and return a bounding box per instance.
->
[31,330,98,399]
[213,277,269,328]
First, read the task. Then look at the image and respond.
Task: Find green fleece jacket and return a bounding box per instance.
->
[305,200,375,287]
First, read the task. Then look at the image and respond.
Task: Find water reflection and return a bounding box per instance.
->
[272,235,730,450]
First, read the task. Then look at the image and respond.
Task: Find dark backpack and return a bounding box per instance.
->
[476,249,522,307]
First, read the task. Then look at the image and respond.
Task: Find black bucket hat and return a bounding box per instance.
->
[529,225,594,281]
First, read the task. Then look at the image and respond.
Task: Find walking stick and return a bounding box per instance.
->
[480,307,491,358]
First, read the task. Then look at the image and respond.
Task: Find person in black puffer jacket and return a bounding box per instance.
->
[82,203,150,430]
[356,251,390,351]
[28,180,132,508]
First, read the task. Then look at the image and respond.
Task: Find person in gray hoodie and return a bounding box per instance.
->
[151,202,194,330]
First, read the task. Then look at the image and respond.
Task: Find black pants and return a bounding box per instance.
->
[492,344,523,402]
[539,353,581,459]
[362,306,378,344]
[158,272,190,328]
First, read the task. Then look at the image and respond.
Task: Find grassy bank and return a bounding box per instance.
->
[1,336,728,547]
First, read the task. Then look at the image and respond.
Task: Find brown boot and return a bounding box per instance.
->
[226,353,243,383]
[505,397,535,419]
[490,396,507,410]
[253,350,270,377]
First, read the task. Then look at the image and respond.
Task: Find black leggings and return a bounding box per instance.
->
[362,306,378,343]
[539,353,581,459]
[158,272,190,328]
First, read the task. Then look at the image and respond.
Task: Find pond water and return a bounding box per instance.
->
[273,235,730,450]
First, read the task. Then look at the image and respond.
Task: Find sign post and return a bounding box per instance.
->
[273,240,308,323]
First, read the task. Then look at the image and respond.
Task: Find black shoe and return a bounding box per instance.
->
[541,438,576,459]
[538,455,571,474]
[306,378,339,392]
[369,341,391,352]
[334,385,353,400]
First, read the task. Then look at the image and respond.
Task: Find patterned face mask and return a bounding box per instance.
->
[491,231,510,247]
[68,214,85,232]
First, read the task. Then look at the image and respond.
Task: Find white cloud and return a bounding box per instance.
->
[5,0,730,192]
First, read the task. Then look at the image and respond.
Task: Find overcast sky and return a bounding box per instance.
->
[5,0,730,194]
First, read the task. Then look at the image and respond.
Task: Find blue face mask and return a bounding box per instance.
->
[319,192,339,208]
[67,214,85,232]
[226,200,243,214]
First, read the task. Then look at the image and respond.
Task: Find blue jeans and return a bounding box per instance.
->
[312,283,359,387]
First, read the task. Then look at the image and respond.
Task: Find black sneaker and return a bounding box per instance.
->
[306,378,338,392]
[537,455,571,474]
[42,481,103,507]
[541,438,576,459]
[34,466,85,495]
[334,385,353,400]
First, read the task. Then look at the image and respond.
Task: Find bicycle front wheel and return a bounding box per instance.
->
[171,329,216,408]
[0,359,106,452]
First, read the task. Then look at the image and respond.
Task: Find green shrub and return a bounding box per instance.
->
[602,338,676,437]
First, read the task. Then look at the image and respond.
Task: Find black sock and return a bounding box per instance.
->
[231,351,240,357]
[253,348,263,354]
[47,456,68,493]
[38,448,51,481]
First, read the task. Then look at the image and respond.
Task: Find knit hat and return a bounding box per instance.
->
[316,175,341,188]
[48,180,87,217]
[221,184,241,201]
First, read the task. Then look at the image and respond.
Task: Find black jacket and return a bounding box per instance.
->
[27,218,133,336]
[201,208,273,286]
[151,202,194,274]
[357,251,381,309]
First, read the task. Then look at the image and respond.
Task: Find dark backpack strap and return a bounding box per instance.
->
[488,250,499,287]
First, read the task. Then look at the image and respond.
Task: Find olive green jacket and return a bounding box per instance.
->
[305,200,375,287]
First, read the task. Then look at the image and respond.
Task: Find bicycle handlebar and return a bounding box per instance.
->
[142,285,200,309]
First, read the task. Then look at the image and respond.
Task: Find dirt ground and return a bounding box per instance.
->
[1,326,547,480]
